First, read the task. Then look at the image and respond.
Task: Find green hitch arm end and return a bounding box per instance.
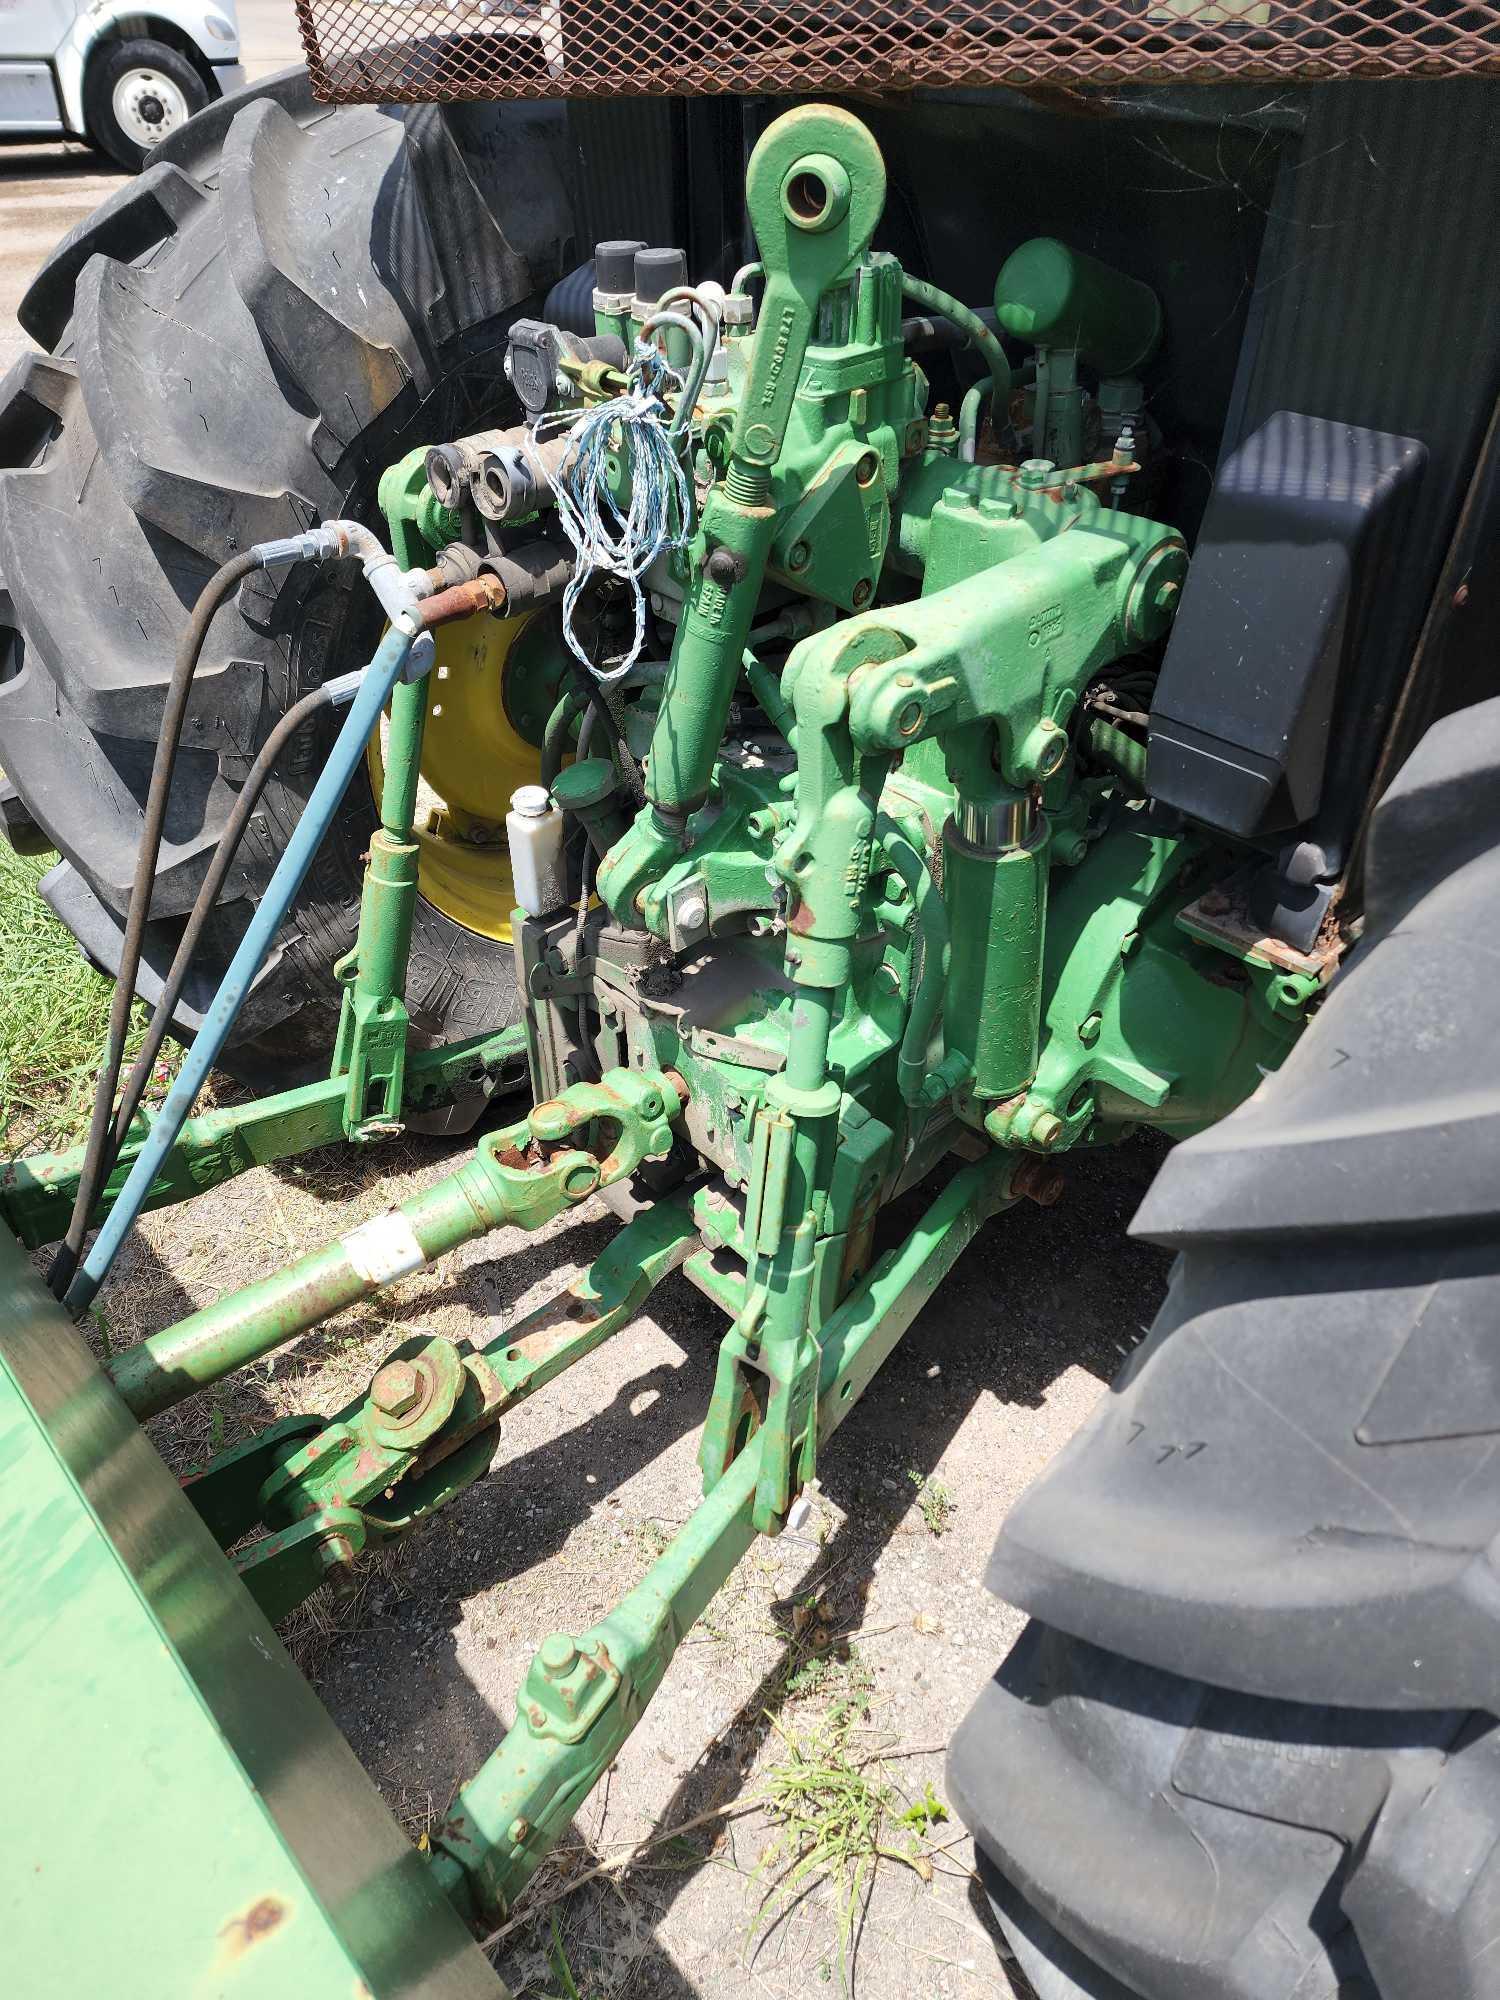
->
[730,105,887,469]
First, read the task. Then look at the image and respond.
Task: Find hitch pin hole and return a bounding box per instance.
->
[780,155,851,233]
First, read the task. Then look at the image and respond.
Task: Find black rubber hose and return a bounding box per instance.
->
[104,679,337,1169]
[49,549,261,1300]
[563,661,622,759]
[559,612,644,804]
[900,306,1002,356]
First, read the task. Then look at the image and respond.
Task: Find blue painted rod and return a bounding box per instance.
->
[68,624,423,1315]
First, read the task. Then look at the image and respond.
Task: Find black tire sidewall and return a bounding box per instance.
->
[0,79,547,1085]
[84,39,211,172]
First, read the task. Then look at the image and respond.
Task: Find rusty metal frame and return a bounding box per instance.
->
[294,0,1500,107]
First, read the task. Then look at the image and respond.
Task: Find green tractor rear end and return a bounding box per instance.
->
[0,8,1497,1994]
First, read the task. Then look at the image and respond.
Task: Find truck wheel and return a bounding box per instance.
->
[84,39,210,171]
[949,697,1500,1999]
[0,72,547,1090]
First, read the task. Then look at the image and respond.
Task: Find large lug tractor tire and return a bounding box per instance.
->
[949,696,1500,2000]
[0,71,555,1091]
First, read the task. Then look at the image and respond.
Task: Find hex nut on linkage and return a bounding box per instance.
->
[371,1359,423,1417]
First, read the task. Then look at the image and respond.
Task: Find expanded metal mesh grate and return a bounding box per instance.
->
[295,0,1500,105]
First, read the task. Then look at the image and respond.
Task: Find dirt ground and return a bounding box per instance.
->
[83,1111,1173,1999]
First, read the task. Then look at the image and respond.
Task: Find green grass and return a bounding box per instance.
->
[908,1467,956,1536]
[0,842,167,1159]
[540,1915,585,1999]
[752,1707,949,1987]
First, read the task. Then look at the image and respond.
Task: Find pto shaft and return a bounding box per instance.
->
[109,1072,684,1419]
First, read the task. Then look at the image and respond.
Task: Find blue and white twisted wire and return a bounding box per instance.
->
[539,341,692,685]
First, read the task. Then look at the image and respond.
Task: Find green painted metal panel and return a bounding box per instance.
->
[0,1227,505,2000]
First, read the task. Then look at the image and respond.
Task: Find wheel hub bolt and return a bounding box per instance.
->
[371,1359,422,1416]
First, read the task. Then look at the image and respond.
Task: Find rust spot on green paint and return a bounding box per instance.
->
[220,1894,289,1957]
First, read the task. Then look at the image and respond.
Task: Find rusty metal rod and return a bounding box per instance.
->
[417,574,509,627]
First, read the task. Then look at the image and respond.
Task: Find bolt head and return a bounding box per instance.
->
[371,1359,422,1417]
[540,1631,578,1679]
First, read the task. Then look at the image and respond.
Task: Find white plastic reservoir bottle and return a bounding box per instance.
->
[506,784,568,917]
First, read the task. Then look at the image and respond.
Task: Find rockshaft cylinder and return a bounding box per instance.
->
[943,794,1049,1102]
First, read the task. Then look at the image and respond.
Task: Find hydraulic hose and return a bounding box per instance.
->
[105,678,348,1166]
[960,358,1036,461]
[48,548,259,1300]
[899,274,1011,429]
[66,621,431,1316]
[878,817,952,1107]
[901,306,1002,357]
[638,308,708,446]
[553,612,642,803]
[48,521,432,1301]
[572,839,600,1081]
[743,650,797,744]
[541,689,585,789]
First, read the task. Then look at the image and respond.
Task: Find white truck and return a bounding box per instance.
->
[0,0,243,167]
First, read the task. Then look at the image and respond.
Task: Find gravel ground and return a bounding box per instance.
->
[82,1107,1173,1999]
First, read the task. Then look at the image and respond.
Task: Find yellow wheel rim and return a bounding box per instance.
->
[366,608,544,943]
